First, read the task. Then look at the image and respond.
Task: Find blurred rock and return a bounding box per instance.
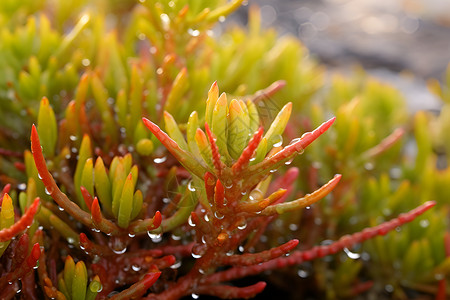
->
[229,0,450,112]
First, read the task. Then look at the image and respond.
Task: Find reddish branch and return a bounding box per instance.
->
[31,125,93,226]
[205,123,225,177]
[232,127,264,174]
[202,201,436,288]
[80,186,94,210]
[194,282,267,299]
[0,197,40,242]
[110,271,162,300]
[221,239,299,266]
[0,243,41,289]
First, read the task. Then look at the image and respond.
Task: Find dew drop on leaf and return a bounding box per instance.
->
[188,181,196,192]
[132,264,141,272]
[344,247,360,259]
[153,156,167,164]
[112,247,127,255]
[147,232,162,243]
[170,261,182,269]
[188,215,196,227]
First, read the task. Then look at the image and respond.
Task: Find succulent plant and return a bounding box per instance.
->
[0,0,448,299]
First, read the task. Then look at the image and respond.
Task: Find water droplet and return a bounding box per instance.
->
[17,183,26,190]
[171,234,181,241]
[214,212,224,220]
[91,228,100,233]
[226,250,234,256]
[160,14,170,31]
[364,162,375,171]
[238,246,245,253]
[188,215,196,227]
[272,135,283,147]
[191,293,199,299]
[170,261,182,269]
[37,173,43,180]
[44,187,53,195]
[249,189,263,202]
[218,16,226,22]
[188,181,196,192]
[305,206,311,210]
[204,214,210,222]
[385,284,394,293]
[297,269,309,278]
[188,28,200,36]
[419,219,429,228]
[153,156,167,164]
[148,232,162,243]
[16,289,21,294]
[192,243,206,258]
[224,180,233,189]
[344,247,360,259]
[269,169,277,173]
[237,222,247,230]
[132,264,141,272]
[112,247,127,255]
[67,237,75,244]
[284,158,294,165]
[128,233,136,238]
[435,273,445,280]
[289,224,298,231]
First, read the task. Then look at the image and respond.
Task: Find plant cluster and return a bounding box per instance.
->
[0,0,449,299]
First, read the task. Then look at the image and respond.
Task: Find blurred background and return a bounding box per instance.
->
[228,0,450,112]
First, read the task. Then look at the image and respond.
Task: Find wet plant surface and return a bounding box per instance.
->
[0,1,449,299]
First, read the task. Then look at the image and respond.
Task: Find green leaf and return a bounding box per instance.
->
[117,173,135,228]
[74,135,92,210]
[64,256,75,297]
[94,157,113,216]
[164,111,188,151]
[72,261,88,300]
[37,97,57,157]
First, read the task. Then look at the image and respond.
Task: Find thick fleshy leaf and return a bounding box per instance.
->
[72,261,88,300]
[211,92,230,160]
[261,175,341,215]
[94,157,113,215]
[260,102,292,152]
[143,118,207,178]
[37,97,57,158]
[164,111,188,151]
[228,99,249,160]
[118,173,135,228]
[205,82,219,127]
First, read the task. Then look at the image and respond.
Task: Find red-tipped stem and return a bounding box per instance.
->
[232,127,264,174]
[205,123,225,176]
[0,197,40,242]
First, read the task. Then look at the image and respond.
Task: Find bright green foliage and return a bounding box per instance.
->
[58,256,102,300]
